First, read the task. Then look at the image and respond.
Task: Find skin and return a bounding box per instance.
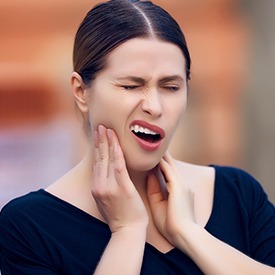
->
[84,38,187,173]
[46,38,274,274]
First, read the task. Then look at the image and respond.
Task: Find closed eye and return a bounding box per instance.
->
[163,86,180,92]
[122,85,140,90]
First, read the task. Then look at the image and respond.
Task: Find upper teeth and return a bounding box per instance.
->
[130,125,158,135]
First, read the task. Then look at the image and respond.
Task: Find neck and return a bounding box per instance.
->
[127,168,150,196]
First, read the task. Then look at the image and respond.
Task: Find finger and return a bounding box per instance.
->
[93,130,100,179]
[163,152,176,168]
[105,128,128,184]
[97,125,109,179]
[158,158,171,181]
[158,158,177,193]
[160,157,188,197]
[147,173,164,208]
[152,165,168,200]
[92,129,108,193]
[106,128,116,178]
[113,143,132,187]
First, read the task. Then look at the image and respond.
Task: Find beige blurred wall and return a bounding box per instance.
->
[0,0,274,207]
[241,0,275,204]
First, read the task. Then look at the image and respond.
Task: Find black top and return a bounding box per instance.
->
[1,165,275,274]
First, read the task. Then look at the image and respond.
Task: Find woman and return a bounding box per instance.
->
[1,0,275,274]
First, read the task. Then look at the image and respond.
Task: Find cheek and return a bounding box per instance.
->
[87,96,124,131]
[167,98,186,127]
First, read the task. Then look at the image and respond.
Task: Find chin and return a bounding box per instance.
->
[125,157,160,173]
[122,143,166,172]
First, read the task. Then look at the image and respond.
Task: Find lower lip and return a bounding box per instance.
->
[131,132,162,152]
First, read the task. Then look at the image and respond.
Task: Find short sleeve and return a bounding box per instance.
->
[211,165,275,267]
[246,173,275,266]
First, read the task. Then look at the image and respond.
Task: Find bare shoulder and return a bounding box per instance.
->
[45,160,99,218]
[173,160,215,226]
[174,160,215,191]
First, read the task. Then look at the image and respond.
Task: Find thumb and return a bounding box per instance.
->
[147,173,164,208]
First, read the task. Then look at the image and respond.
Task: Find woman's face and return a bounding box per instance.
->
[86,38,187,171]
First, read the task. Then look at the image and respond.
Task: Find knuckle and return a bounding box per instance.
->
[91,184,116,200]
[91,184,106,198]
[94,157,108,167]
[99,154,108,163]
[114,163,124,175]
[91,186,102,198]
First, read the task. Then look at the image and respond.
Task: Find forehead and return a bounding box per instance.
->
[102,38,186,78]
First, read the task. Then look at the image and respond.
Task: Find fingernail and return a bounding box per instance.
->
[98,125,105,136]
[114,142,120,155]
[106,129,113,140]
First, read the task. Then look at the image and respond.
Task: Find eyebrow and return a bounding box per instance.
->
[116,76,146,85]
[158,75,184,85]
[116,75,184,85]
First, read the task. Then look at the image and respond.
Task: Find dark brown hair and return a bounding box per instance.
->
[73,0,191,85]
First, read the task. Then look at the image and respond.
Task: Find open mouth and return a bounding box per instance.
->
[130,125,162,143]
[133,131,161,143]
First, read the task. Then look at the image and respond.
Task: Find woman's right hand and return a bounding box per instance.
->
[92,125,148,234]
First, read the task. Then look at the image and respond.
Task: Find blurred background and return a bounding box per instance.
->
[0,0,274,209]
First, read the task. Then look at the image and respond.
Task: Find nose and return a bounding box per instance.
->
[140,88,163,117]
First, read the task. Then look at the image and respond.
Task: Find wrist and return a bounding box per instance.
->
[110,223,147,252]
[171,223,203,255]
[112,222,148,239]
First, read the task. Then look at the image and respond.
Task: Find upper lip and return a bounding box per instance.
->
[130,120,165,138]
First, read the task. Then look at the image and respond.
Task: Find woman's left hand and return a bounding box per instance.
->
[147,153,275,275]
[146,152,196,247]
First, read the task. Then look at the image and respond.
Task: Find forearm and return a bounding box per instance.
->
[175,224,274,275]
[94,226,146,275]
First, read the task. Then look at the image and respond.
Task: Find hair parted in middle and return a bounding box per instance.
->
[73,0,191,85]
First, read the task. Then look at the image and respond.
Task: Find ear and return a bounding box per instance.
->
[71,72,89,113]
